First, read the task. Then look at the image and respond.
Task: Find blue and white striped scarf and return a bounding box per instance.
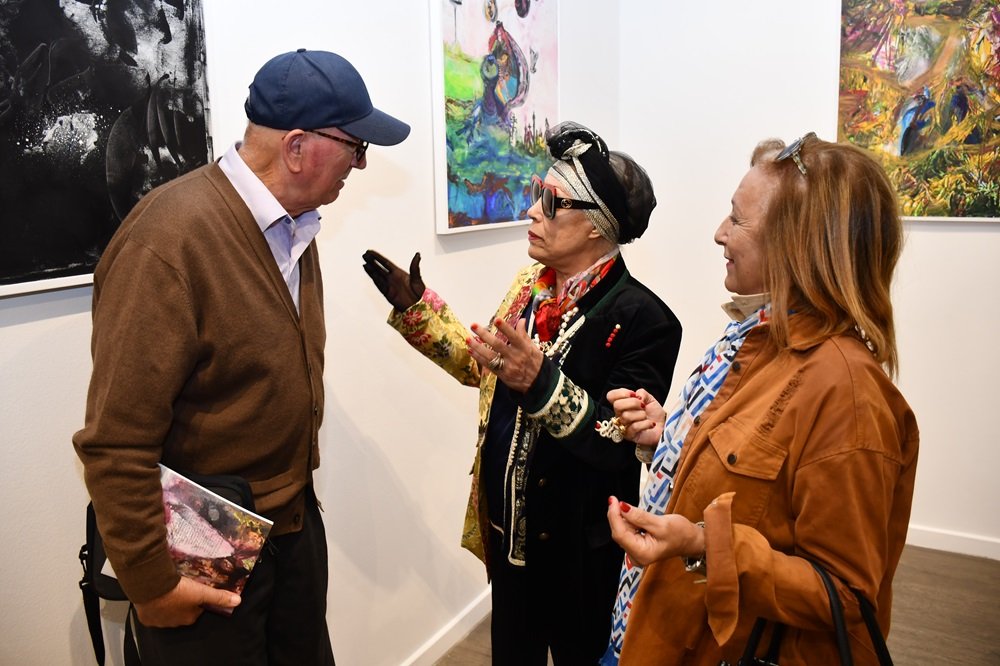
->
[601,303,769,665]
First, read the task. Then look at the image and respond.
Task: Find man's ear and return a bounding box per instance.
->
[282,129,306,174]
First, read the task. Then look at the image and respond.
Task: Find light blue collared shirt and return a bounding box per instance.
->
[218,143,321,312]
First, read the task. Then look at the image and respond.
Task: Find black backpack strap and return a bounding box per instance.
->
[124,604,142,666]
[80,511,107,666]
[81,503,142,665]
[79,469,253,666]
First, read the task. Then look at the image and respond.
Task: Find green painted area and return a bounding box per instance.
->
[444,45,483,102]
[440,45,551,226]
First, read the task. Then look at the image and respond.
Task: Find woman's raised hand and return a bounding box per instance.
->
[362,249,427,311]
[467,318,543,393]
[606,388,666,448]
[607,497,705,568]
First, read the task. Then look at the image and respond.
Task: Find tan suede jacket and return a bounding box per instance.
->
[620,315,918,665]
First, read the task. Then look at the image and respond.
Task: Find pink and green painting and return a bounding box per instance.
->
[839,1,1000,219]
[438,0,557,232]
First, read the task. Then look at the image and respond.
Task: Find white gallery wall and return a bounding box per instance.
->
[615,0,1000,560]
[0,1,995,665]
[0,1,619,665]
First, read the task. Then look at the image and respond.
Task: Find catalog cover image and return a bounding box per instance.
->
[159,464,273,605]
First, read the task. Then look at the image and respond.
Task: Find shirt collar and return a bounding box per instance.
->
[721,292,770,321]
[218,142,322,232]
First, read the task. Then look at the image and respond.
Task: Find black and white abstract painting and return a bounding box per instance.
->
[0,0,211,294]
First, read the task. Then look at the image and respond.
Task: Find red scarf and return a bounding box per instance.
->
[531,253,617,342]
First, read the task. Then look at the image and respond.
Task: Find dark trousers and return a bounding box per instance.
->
[134,492,336,666]
[488,528,619,666]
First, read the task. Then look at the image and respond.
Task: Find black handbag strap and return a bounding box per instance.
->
[738,617,768,665]
[764,624,786,663]
[850,587,894,665]
[812,561,894,666]
[737,618,785,666]
[735,560,893,666]
[810,561,853,666]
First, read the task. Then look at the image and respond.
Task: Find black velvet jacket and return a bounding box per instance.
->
[483,257,683,569]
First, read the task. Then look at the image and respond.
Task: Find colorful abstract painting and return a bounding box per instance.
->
[839,1,1000,219]
[0,0,212,294]
[432,0,557,233]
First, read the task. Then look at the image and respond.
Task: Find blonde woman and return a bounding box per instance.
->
[604,134,918,665]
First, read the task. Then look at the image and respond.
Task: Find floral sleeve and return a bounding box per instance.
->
[387,288,481,387]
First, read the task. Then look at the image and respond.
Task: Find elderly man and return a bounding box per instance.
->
[74,49,409,665]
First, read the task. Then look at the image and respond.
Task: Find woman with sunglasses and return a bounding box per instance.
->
[601,134,918,665]
[363,121,682,664]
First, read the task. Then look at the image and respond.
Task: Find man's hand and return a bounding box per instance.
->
[133,576,241,628]
[362,249,426,311]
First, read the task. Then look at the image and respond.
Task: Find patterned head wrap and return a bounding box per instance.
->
[544,121,656,244]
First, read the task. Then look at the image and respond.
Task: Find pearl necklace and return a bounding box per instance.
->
[500,303,589,563]
[509,305,587,466]
[534,306,584,364]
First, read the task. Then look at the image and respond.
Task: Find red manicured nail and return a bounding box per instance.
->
[608,496,613,505]
[471,323,479,331]
[494,317,504,327]
[621,502,632,513]
[629,391,637,398]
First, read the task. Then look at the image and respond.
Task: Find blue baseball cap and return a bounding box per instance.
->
[245,49,410,146]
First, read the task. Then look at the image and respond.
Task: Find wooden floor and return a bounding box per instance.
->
[436,545,1000,665]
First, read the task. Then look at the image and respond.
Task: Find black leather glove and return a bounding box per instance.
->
[362,249,427,312]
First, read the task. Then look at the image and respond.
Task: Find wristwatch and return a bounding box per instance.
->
[682,521,707,575]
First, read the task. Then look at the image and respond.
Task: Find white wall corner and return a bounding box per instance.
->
[400,587,492,666]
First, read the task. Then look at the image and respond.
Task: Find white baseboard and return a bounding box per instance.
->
[401,586,492,666]
[907,524,1000,560]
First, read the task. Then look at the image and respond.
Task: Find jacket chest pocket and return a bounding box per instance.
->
[707,419,788,527]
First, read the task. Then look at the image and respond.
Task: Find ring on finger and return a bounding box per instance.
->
[487,353,505,372]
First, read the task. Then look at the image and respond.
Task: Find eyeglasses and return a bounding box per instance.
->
[776,132,816,176]
[306,129,369,162]
[530,175,600,219]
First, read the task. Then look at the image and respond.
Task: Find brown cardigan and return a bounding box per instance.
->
[73,163,326,603]
[620,316,918,665]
